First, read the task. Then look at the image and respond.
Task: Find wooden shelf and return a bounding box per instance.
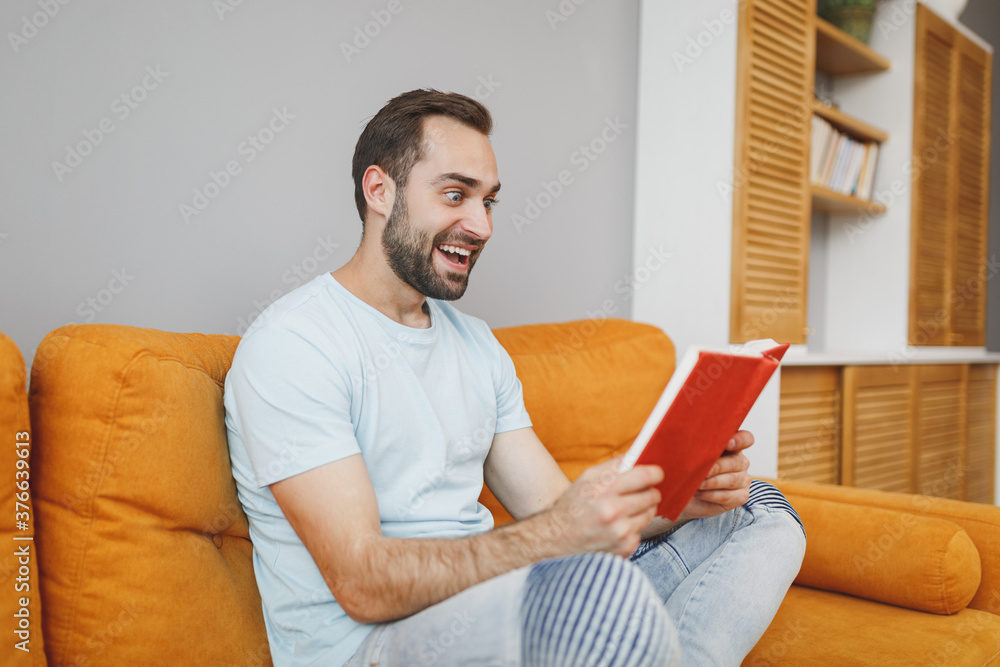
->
[815,17,891,75]
[811,185,886,215]
[813,99,889,143]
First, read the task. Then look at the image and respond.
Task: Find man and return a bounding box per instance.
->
[224,89,806,666]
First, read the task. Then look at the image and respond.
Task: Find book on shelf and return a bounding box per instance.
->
[852,143,872,196]
[858,143,880,200]
[828,135,853,192]
[810,115,832,183]
[810,114,881,200]
[843,140,866,194]
[617,339,790,520]
[818,132,841,187]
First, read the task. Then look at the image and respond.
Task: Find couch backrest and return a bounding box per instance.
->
[30,325,269,666]
[484,319,676,524]
[1,331,47,665]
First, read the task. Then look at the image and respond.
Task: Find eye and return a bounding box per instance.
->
[484,198,499,211]
[445,192,463,204]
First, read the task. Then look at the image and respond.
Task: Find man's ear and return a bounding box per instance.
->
[362,165,395,221]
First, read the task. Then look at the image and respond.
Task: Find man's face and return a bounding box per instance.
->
[381,116,499,301]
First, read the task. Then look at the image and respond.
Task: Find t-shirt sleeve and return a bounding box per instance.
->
[489,332,533,434]
[226,323,361,488]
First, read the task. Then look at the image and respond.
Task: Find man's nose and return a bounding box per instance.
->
[462,202,493,242]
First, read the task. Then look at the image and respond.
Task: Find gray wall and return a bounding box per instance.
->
[960,0,1000,350]
[0,1,640,366]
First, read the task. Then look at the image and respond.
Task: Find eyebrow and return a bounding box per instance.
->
[432,172,501,194]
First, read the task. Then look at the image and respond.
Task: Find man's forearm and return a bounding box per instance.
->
[341,510,570,623]
[328,457,664,624]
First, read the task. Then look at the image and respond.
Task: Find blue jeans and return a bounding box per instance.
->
[345,482,806,667]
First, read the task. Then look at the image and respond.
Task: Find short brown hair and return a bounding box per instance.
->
[351,89,493,227]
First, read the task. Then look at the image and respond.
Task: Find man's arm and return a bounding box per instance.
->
[270,449,663,625]
[482,427,570,520]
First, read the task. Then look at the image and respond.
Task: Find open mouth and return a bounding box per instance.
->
[437,243,472,269]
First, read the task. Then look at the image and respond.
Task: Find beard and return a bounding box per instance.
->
[381,192,482,301]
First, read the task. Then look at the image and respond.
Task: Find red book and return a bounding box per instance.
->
[618,339,790,520]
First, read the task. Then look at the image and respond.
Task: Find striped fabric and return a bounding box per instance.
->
[746,480,805,535]
[520,552,672,667]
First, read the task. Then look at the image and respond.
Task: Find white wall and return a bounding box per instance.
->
[0,0,640,366]
[821,1,917,354]
[631,0,738,354]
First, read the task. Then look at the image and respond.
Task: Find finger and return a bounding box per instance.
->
[620,487,661,518]
[614,464,664,494]
[705,452,750,480]
[619,507,659,556]
[726,430,755,452]
[576,458,631,495]
[692,486,750,509]
[700,470,751,492]
[604,486,661,522]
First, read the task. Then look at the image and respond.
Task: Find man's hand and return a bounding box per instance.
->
[542,458,664,558]
[678,430,754,522]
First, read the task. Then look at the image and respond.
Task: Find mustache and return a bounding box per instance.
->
[433,232,485,251]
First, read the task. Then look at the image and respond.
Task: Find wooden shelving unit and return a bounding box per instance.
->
[815,17,892,75]
[810,19,890,216]
[812,99,889,143]
[811,185,887,214]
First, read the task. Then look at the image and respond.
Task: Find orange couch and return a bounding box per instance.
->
[2,320,999,665]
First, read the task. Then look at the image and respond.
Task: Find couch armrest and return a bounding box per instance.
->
[771,478,1000,615]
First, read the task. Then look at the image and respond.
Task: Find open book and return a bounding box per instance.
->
[618,339,790,520]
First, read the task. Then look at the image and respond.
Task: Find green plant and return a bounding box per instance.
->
[817,0,878,43]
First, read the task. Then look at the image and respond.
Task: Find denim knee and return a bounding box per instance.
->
[521,552,678,667]
[745,480,806,539]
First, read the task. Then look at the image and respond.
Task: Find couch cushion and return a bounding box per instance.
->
[0,331,47,665]
[29,325,270,666]
[789,495,980,614]
[483,319,675,524]
[773,478,1000,615]
[744,585,1000,666]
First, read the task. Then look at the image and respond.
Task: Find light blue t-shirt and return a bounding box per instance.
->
[223,272,533,666]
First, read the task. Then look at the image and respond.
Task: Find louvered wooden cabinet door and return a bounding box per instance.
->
[950,36,992,345]
[913,364,967,499]
[778,366,840,483]
[910,6,955,346]
[730,0,813,344]
[910,5,992,346]
[841,366,914,493]
[965,364,997,504]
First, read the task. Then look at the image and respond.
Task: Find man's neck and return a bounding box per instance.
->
[332,249,431,329]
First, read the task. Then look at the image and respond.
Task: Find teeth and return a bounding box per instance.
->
[438,244,471,256]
